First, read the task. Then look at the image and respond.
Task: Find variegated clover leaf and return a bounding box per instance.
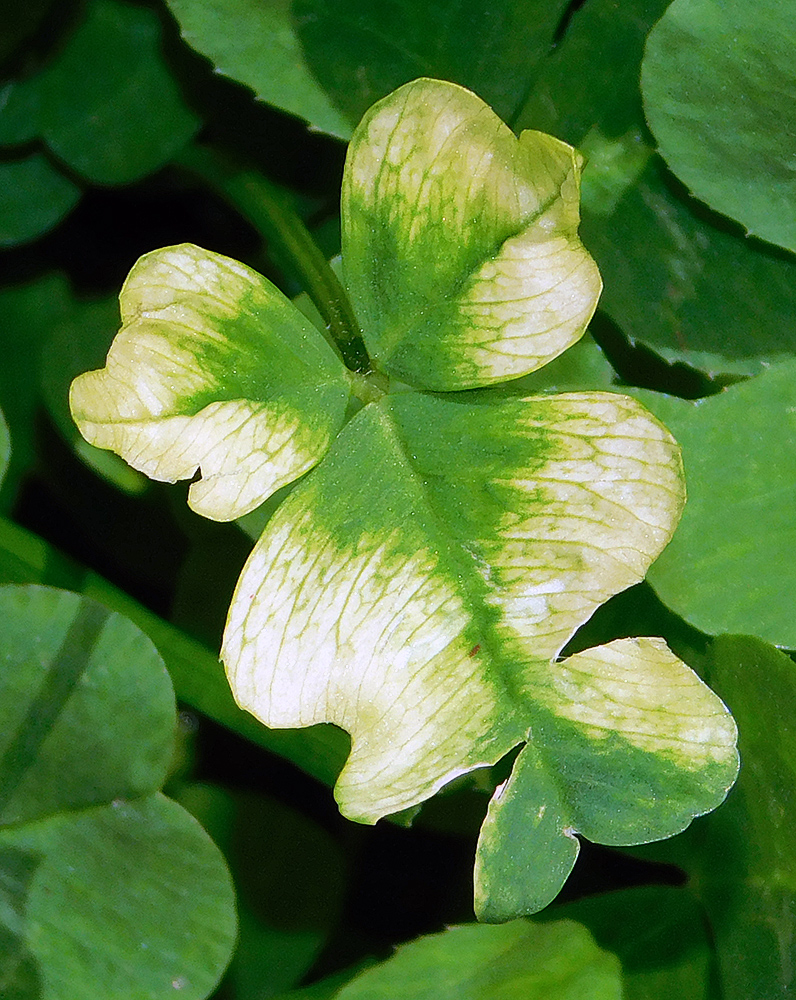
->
[70,78,739,919]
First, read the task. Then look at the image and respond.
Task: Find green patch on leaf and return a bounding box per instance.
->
[642,0,796,253]
[0,585,236,999]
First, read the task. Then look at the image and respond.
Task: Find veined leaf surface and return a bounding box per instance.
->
[70,244,351,521]
[69,79,739,917]
[342,79,602,390]
[225,386,736,912]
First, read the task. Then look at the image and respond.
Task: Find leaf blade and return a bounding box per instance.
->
[342,79,602,390]
[70,244,352,521]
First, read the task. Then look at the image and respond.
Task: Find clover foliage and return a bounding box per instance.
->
[69,78,738,919]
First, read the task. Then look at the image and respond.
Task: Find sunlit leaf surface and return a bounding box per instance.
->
[71,244,351,521]
[343,80,602,389]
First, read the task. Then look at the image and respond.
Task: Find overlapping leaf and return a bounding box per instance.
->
[70,79,738,917]
[164,0,569,138]
[515,0,796,376]
[642,0,796,253]
[639,363,796,648]
[0,585,235,999]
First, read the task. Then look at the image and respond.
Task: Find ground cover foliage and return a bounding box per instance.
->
[0,1,793,998]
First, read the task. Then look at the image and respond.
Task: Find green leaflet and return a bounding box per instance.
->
[642,0,796,254]
[69,78,739,917]
[639,362,796,648]
[70,244,351,521]
[332,919,622,1000]
[343,80,602,390]
[0,585,236,998]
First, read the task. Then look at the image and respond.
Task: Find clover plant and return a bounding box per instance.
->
[69,78,738,919]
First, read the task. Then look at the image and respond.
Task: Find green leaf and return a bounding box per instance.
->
[292,0,569,132]
[698,636,796,1000]
[639,361,796,647]
[343,80,602,390]
[642,0,796,253]
[165,0,569,139]
[70,243,352,521]
[334,919,622,999]
[0,154,80,247]
[165,0,351,139]
[178,784,346,998]
[540,886,713,1000]
[0,516,350,786]
[35,0,200,185]
[0,78,41,145]
[0,273,75,509]
[515,0,796,377]
[0,585,236,998]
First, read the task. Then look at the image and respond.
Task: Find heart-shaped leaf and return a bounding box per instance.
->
[343,80,602,390]
[70,78,739,917]
[70,243,352,520]
[0,585,236,999]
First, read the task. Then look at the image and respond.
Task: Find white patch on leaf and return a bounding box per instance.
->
[550,637,738,770]
[223,507,518,821]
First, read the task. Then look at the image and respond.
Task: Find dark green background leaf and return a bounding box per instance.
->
[294,0,568,132]
[541,886,713,1000]
[631,636,796,1000]
[0,585,236,999]
[179,783,346,998]
[638,363,796,647]
[515,0,796,376]
[165,0,569,138]
[36,0,200,184]
[700,636,796,1000]
[0,154,80,247]
[642,0,796,253]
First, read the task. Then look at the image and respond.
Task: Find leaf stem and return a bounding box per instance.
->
[175,143,372,374]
